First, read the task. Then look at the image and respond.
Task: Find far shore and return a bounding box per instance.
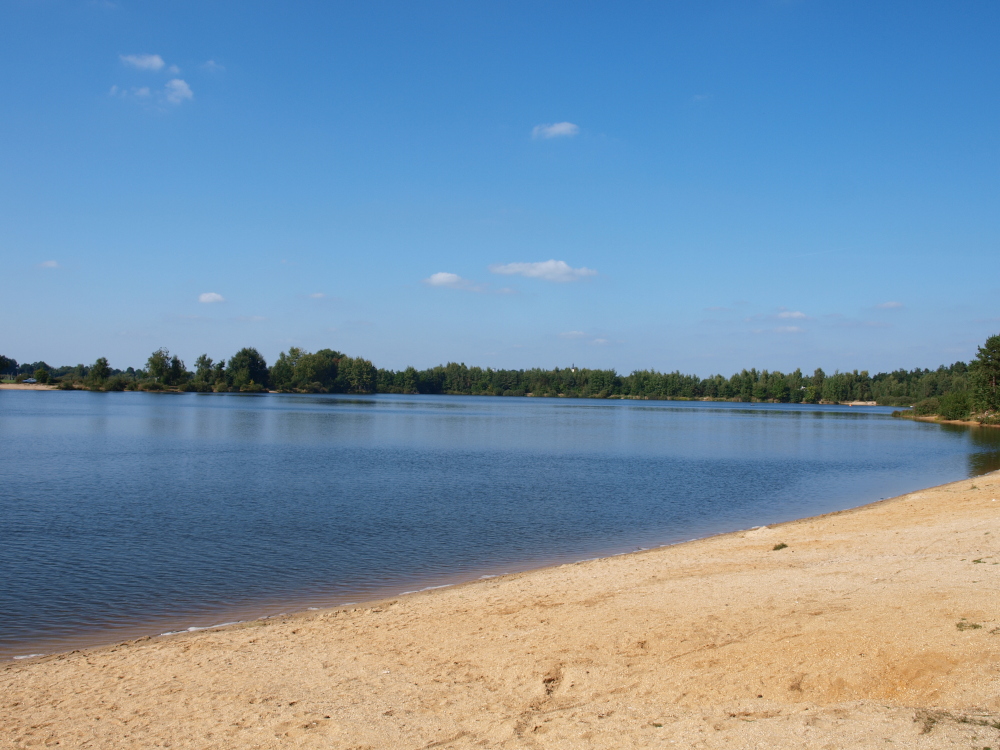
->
[4,472,1000,748]
[0,383,907,408]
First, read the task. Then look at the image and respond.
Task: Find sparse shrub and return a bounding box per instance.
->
[773,542,788,551]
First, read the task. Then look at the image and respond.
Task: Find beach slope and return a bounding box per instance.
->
[4,473,1000,748]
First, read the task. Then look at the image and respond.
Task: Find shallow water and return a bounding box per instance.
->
[2,391,998,658]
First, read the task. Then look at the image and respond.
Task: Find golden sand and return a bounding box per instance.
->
[4,473,1000,748]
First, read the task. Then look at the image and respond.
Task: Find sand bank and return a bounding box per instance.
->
[4,473,1000,749]
[0,383,57,391]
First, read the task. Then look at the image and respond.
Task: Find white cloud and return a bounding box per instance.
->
[876,301,903,309]
[532,122,579,139]
[774,326,804,333]
[198,292,225,303]
[202,59,225,73]
[423,272,484,291]
[308,292,325,299]
[38,260,59,269]
[590,338,610,346]
[164,79,193,104]
[167,64,180,75]
[776,310,807,319]
[134,86,150,97]
[120,53,165,71]
[489,259,597,283]
[559,331,587,339]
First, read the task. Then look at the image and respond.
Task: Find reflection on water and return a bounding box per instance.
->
[0,391,997,658]
[947,423,1000,475]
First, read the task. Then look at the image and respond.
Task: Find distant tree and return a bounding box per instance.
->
[34,368,50,384]
[212,359,227,390]
[338,356,377,394]
[167,355,187,386]
[227,347,270,389]
[146,348,171,382]
[193,354,214,382]
[297,349,340,390]
[970,333,1000,416]
[90,357,111,385]
[270,347,305,391]
[0,355,14,381]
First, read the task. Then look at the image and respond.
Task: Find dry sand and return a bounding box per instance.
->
[0,383,57,391]
[4,473,1000,749]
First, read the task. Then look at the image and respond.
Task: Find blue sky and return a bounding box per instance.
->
[2,1,999,375]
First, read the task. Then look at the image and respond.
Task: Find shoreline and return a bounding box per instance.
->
[897,412,1000,429]
[0,483,928,664]
[5,473,1000,747]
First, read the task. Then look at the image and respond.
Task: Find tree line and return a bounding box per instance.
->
[2,333,998,422]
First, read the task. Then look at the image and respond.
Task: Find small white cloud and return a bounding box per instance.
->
[166,64,180,75]
[489,259,597,283]
[776,310,807,319]
[120,53,165,71]
[164,79,193,104]
[202,59,225,73]
[38,260,59,269]
[590,338,610,346]
[198,292,225,303]
[134,86,150,97]
[423,272,484,291]
[559,331,587,339]
[532,122,579,139]
[876,301,903,309]
[108,84,119,96]
[308,292,325,299]
[774,326,804,333]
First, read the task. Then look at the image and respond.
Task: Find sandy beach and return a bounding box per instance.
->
[3,473,1000,749]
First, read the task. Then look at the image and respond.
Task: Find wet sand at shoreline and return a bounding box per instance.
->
[3,473,1000,748]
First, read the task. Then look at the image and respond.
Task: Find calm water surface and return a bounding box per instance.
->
[3,391,999,658]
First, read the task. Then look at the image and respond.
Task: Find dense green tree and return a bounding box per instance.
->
[146,348,171,382]
[193,354,214,383]
[34,368,50,384]
[227,347,270,390]
[167,355,187,386]
[269,347,304,391]
[212,359,228,390]
[337,356,377,393]
[296,349,341,389]
[89,357,111,385]
[970,334,1000,416]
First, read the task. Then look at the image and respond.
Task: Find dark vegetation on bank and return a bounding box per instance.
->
[2,334,999,423]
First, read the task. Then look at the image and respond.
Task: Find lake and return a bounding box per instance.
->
[2,391,999,659]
